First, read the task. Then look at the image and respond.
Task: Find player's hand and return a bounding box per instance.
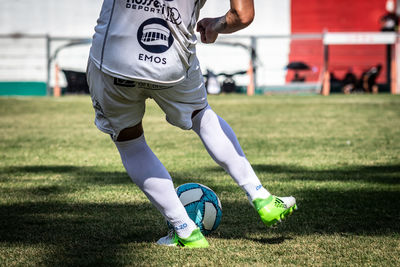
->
[196,18,219,44]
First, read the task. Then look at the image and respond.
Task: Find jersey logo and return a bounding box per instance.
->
[126,1,182,25]
[137,18,174,54]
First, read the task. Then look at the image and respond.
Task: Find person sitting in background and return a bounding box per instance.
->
[341,68,357,94]
[291,72,305,82]
[360,64,382,94]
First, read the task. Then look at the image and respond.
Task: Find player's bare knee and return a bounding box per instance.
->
[117,122,144,141]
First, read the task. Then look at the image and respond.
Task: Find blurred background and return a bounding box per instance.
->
[0,0,399,96]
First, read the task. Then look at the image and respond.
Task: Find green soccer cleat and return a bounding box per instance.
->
[253,195,297,227]
[156,228,209,248]
[175,228,209,248]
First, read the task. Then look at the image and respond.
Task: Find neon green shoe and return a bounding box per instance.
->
[175,228,209,248]
[156,228,209,248]
[253,195,297,227]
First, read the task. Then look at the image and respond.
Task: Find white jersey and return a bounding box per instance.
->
[89,0,206,85]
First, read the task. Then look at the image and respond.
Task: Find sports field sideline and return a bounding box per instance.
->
[0,94,399,266]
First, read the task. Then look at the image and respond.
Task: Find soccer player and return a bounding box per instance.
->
[87,0,297,248]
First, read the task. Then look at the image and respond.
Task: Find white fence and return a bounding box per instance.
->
[0,35,48,82]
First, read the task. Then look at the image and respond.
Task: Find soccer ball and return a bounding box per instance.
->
[175,183,222,235]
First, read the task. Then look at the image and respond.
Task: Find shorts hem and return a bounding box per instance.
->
[94,121,119,141]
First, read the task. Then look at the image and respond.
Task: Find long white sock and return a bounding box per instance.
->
[115,134,197,238]
[192,106,270,202]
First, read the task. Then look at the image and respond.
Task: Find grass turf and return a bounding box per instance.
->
[0,94,399,266]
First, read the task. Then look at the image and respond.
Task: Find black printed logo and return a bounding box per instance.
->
[114,78,136,87]
[137,18,174,54]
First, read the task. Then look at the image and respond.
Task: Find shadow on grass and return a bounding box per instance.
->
[0,201,165,265]
[3,163,399,185]
[202,164,400,185]
[1,163,399,264]
[254,164,400,185]
[0,165,130,185]
[215,190,400,239]
[248,236,293,245]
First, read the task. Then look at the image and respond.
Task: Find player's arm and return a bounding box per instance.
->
[196,0,255,44]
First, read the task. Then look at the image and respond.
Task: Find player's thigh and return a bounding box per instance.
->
[86,59,147,140]
[150,65,208,130]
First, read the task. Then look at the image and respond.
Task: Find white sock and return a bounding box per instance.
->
[115,134,197,238]
[192,106,271,202]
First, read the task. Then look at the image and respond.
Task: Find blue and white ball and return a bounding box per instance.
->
[176,183,222,235]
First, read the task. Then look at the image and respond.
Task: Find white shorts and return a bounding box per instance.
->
[86,58,208,140]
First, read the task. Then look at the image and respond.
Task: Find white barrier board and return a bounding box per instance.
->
[324,32,397,45]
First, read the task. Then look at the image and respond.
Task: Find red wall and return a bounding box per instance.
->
[288,0,389,83]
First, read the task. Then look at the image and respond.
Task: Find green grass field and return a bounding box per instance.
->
[0,94,399,266]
